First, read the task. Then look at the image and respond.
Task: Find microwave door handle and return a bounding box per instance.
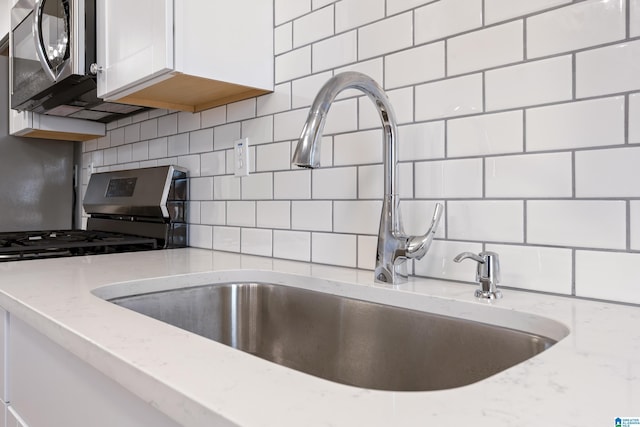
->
[33,0,57,82]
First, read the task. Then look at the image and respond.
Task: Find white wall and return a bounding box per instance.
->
[0,0,8,41]
[82,0,640,305]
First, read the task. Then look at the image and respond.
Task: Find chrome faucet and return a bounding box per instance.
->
[292,72,443,284]
[453,251,502,299]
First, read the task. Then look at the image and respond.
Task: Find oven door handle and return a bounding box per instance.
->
[33,0,58,82]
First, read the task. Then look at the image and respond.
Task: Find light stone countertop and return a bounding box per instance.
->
[0,248,638,427]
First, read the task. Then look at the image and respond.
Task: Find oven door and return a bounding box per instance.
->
[10,0,72,110]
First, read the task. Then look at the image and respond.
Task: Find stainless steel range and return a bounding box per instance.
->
[0,165,188,262]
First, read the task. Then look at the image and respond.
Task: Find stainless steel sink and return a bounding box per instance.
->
[108,282,560,391]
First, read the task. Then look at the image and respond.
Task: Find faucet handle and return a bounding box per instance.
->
[453,251,502,300]
[405,203,443,260]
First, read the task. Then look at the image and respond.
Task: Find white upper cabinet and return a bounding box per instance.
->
[96,0,273,112]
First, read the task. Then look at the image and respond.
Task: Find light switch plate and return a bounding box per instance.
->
[234,138,250,177]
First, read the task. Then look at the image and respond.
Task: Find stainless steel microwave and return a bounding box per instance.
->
[9,0,146,123]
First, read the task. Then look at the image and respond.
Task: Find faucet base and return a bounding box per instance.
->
[475,289,503,300]
[374,261,408,285]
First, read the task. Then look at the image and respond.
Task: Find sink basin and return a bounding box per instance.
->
[107,281,563,391]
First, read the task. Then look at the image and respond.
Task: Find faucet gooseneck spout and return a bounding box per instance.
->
[292,72,442,285]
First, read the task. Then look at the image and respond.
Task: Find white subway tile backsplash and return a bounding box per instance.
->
[336,0,384,32]
[415,0,483,44]
[212,226,240,252]
[258,83,292,116]
[324,99,358,135]
[485,244,572,294]
[168,133,189,156]
[201,106,226,128]
[275,23,293,55]
[213,123,241,151]
[484,0,571,25]
[257,201,290,229]
[447,111,523,157]
[385,42,445,89]
[485,56,573,111]
[336,59,384,88]
[334,201,382,234]
[293,5,333,48]
[486,152,572,198]
[385,87,414,125]
[526,97,625,151]
[275,0,310,25]
[273,230,311,261]
[188,201,201,224]
[527,0,625,58]
[241,228,272,256]
[292,72,333,109]
[632,0,640,37]
[256,142,291,172]
[140,119,158,140]
[274,170,311,199]
[190,177,214,200]
[241,173,273,200]
[631,201,640,250]
[448,21,523,76]
[276,46,311,83]
[414,159,483,198]
[110,127,124,146]
[631,93,640,144]
[201,201,226,225]
[398,122,445,161]
[227,201,256,227]
[357,235,377,270]
[157,114,178,137]
[576,147,640,197]
[84,0,640,305]
[117,145,132,163]
[228,99,256,122]
[189,225,213,249]
[448,201,524,243]
[214,175,241,200]
[527,201,626,249]
[576,251,640,304]
[400,200,446,238]
[358,12,413,60]
[292,201,332,231]
[334,130,382,166]
[415,74,483,121]
[274,109,309,142]
[97,135,109,149]
[414,239,484,281]
[312,232,357,267]
[241,116,274,146]
[201,151,226,176]
[189,129,213,154]
[312,31,358,73]
[131,141,148,161]
[312,167,357,199]
[576,40,640,98]
[138,160,157,168]
[387,0,436,15]
[124,123,140,144]
[313,0,336,9]
[177,112,201,133]
[101,149,115,166]
[358,165,383,199]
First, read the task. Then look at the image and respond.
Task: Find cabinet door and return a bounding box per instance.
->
[96,0,174,100]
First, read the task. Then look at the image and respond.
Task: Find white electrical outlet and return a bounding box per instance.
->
[234,138,250,177]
